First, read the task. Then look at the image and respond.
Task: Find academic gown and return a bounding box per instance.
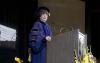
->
[29,20,52,63]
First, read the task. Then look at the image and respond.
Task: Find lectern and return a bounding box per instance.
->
[47,29,87,63]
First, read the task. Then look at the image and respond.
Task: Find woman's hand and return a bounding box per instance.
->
[46,36,51,42]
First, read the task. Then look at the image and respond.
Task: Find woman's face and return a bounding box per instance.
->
[40,13,48,22]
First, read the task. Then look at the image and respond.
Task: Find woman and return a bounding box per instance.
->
[29,7,52,63]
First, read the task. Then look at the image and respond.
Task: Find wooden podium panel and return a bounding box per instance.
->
[47,29,80,63]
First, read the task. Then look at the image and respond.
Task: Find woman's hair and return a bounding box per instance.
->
[36,7,50,17]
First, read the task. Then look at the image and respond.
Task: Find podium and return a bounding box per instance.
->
[0,24,16,62]
[47,29,87,63]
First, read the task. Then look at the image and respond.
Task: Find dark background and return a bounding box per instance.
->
[0,0,37,63]
[86,0,100,59]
